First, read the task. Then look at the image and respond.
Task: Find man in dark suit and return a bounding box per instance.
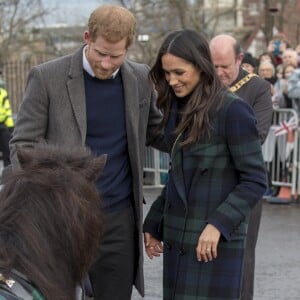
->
[10,4,164,300]
[210,34,273,300]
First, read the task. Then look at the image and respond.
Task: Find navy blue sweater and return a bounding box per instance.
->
[84,71,132,211]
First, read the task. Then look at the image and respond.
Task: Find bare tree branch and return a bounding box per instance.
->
[0,0,52,66]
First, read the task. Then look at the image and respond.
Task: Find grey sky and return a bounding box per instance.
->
[43,0,111,26]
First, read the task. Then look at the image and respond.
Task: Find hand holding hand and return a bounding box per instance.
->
[144,232,163,259]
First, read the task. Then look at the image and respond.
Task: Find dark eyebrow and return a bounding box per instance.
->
[163,68,185,73]
[214,63,231,68]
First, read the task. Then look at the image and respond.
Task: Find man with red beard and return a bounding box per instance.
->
[10,4,165,300]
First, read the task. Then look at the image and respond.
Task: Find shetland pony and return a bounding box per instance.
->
[0,144,106,299]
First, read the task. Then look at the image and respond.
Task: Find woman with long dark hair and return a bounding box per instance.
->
[143,29,267,299]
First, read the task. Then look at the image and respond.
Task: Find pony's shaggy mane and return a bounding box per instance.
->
[0,144,106,300]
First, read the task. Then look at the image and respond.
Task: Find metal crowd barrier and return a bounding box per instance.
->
[2,110,298,196]
[0,146,170,186]
[144,146,169,186]
[262,108,300,203]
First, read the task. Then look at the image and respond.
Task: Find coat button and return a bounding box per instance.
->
[201,168,208,175]
[179,247,186,255]
[165,242,172,250]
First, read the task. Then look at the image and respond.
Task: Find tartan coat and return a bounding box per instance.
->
[0,270,45,300]
[0,270,84,299]
[9,46,164,296]
[143,93,267,299]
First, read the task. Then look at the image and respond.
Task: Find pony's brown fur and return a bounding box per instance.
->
[0,144,106,299]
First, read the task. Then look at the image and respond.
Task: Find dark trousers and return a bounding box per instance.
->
[240,199,263,300]
[89,205,136,300]
[0,124,11,167]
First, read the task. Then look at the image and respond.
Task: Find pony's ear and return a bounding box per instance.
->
[16,146,34,169]
[83,154,107,182]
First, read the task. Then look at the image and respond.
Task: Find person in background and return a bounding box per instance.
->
[258,61,277,97]
[209,34,273,300]
[286,63,300,114]
[241,52,258,74]
[272,64,284,109]
[282,48,299,68]
[276,64,283,80]
[273,63,296,109]
[258,61,277,85]
[9,4,165,300]
[0,86,14,167]
[258,51,278,67]
[143,29,267,299]
[284,63,296,79]
[267,37,290,66]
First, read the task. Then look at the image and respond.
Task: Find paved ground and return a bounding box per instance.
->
[131,187,300,300]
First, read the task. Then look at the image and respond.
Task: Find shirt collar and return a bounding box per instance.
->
[82,45,120,79]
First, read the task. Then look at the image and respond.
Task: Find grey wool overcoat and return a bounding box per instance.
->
[9,46,164,296]
[143,94,267,299]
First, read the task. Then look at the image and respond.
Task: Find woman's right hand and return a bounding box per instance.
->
[144,232,164,259]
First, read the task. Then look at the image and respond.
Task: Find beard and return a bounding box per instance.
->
[95,73,113,80]
[93,66,117,80]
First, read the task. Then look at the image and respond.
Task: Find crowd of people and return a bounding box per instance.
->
[241,36,300,112]
[241,37,300,203]
[0,3,299,300]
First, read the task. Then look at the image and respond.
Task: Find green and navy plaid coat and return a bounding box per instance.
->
[0,271,44,300]
[144,93,267,299]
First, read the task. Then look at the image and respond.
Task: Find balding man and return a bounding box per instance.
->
[210,34,273,300]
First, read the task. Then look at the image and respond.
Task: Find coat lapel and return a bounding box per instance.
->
[67,47,86,144]
[121,62,139,163]
[171,134,187,205]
